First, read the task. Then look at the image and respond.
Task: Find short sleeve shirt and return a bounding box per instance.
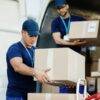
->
[6,41,36,97]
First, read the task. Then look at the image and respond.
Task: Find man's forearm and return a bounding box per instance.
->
[13,62,35,76]
[10,56,51,84]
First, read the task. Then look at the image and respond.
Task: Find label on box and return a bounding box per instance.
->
[87,21,96,33]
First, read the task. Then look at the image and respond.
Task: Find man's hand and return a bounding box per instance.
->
[66,40,87,46]
[73,40,87,46]
[34,68,51,84]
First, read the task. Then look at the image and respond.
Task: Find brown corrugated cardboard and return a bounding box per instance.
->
[68,20,99,39]
[34,48,85,82]
[28,93,76,100]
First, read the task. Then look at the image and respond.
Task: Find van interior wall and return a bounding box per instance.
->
[37,2,57,48]
[69,0,100,12]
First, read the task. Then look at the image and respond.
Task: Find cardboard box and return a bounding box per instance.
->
[42,84,59,93]
[34,48,85,82]
[68,20,99,39]
[97,78,100,92]
[98,59,100,72]
[91,58,100,77]
[28,93,76,100]
[86,77,96,93]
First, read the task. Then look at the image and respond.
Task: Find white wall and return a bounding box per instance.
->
[0,31,20,100]
[0,0,24,99]
[0,0,20,32]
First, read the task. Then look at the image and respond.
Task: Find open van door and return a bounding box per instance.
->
[25,0,51,27]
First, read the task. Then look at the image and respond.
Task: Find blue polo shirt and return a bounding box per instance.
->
[6,41,36,97]
[51,15,85,52]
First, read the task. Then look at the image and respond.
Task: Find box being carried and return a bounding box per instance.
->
[34,48,85,82]
[64,20,99,40]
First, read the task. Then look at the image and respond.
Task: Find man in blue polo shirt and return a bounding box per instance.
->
[51,0,86,52]
[51,0,87,93]
[6,19,50,100]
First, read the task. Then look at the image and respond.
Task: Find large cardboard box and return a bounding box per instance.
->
[34,48,85,82]
[68,20,99,39]
[28,93,76,100]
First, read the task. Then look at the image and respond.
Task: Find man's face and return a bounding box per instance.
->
[57,4,69,17]
[22,30,38,47]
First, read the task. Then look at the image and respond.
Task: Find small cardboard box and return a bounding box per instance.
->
[98,59,100,72]
[97,78,100,92]
[34,48,85,82]
[68,20,99,39]
[28,93,76,100]
[86,77,96,93]
[42,81,76,93]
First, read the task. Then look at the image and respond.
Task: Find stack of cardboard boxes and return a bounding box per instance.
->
[28,48,85,100]
[28,20,99,100]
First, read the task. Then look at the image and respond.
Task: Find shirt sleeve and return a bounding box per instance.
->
[7,44,22,61]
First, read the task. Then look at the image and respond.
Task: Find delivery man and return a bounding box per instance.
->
[6,19,51,100]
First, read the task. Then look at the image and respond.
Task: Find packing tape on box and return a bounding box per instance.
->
[45,93,51,100]
[47,49,54,80]
[87,21,97,33]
